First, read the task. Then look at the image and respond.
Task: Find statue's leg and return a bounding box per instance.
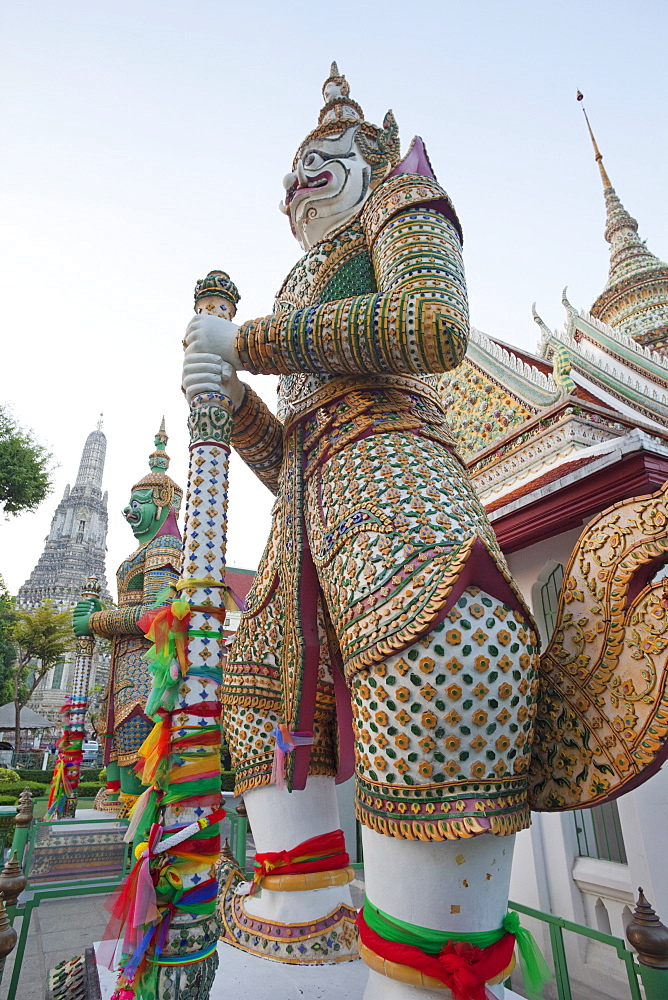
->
[361,831,514,999]
[352,587,536,997]
[105,759,121,804]
[219,589,359,962]
[119,762,143,796]
[115,715,152,818]
[243,776,356,922]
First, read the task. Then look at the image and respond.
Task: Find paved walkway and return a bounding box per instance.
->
[0,892,110,1000]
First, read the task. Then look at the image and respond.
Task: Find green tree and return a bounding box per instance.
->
[11,602,74,751]
[0,577,17,706]
[0,405,53,515]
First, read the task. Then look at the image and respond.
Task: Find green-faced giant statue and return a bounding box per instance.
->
[73,421,183,807]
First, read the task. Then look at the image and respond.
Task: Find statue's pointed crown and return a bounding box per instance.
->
[292,62,400,180]
[132,419,183,512]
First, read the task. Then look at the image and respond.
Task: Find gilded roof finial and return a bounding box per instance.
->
[579,92,668,351]
[577,91,612,190]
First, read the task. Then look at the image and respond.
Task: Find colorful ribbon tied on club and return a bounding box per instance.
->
[138,583,237,716]
[137,590,191,715]
[270,724,314,789]
[45,757,75,818]
[125,712,222,844]
[357,901,552,1000]
[251,829,349,894]
[102,808,224,995]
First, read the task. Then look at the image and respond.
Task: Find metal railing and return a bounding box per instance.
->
[508,899,642,1000]
[227,810,249,870]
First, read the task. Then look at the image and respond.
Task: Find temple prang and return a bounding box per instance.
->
[19,421,111,724]
[18,421,111,610]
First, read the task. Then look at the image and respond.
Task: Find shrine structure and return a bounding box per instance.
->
[438,99,668,996]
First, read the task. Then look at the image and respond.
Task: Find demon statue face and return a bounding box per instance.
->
[280,126,373,250]
[123,487,164,543]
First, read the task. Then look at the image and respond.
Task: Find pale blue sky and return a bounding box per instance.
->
[1,0,666,594]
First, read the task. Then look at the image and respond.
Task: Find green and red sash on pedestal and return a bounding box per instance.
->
[357,899,551,1000]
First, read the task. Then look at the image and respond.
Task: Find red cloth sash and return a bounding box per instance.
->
[357,911,515,1000]
[253,829,349,879]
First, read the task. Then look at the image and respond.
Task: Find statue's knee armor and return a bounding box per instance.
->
[351,586,539,841]
[223,587,338,796]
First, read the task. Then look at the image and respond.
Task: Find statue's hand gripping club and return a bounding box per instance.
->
[182,303,246,409]
[182,355,246,410]
[184,311,241,367]
[72,594,102,637]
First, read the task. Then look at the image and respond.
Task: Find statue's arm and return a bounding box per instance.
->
[236,184,468,377]
[87,604,143,638]
[230,385,283,495]
[86,539,182,638]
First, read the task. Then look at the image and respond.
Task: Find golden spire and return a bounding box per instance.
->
[579,91,668,352]
[577,91,612,190]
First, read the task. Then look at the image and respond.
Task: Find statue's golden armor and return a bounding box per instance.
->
[223,168,540,840]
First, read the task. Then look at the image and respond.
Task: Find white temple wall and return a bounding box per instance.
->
[616,765,668,918]
[505,524,585,620]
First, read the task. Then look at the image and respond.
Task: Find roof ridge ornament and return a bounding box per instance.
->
[562,287,577,319]
[532,302,553,347]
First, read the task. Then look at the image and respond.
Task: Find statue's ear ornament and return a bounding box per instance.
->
[356,111,401,182]
[151,483,174,518]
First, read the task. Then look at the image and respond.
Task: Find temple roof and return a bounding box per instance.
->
[440,100,668,543]
[442,301,668,520]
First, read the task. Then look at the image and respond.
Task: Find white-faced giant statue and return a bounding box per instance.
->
[181,63,668,1000]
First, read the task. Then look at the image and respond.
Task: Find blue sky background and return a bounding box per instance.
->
[1,0,666,594]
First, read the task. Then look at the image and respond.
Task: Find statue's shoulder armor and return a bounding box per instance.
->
[144,532,183,573]
[117,545,146,591]
[361,171,463,246]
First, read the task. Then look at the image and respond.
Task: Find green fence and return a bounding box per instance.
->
[3,878,124,1000]
[507,899,643,1000]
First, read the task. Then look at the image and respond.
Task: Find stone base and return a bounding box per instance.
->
[95,941,525,999]
[218,860,359,963]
